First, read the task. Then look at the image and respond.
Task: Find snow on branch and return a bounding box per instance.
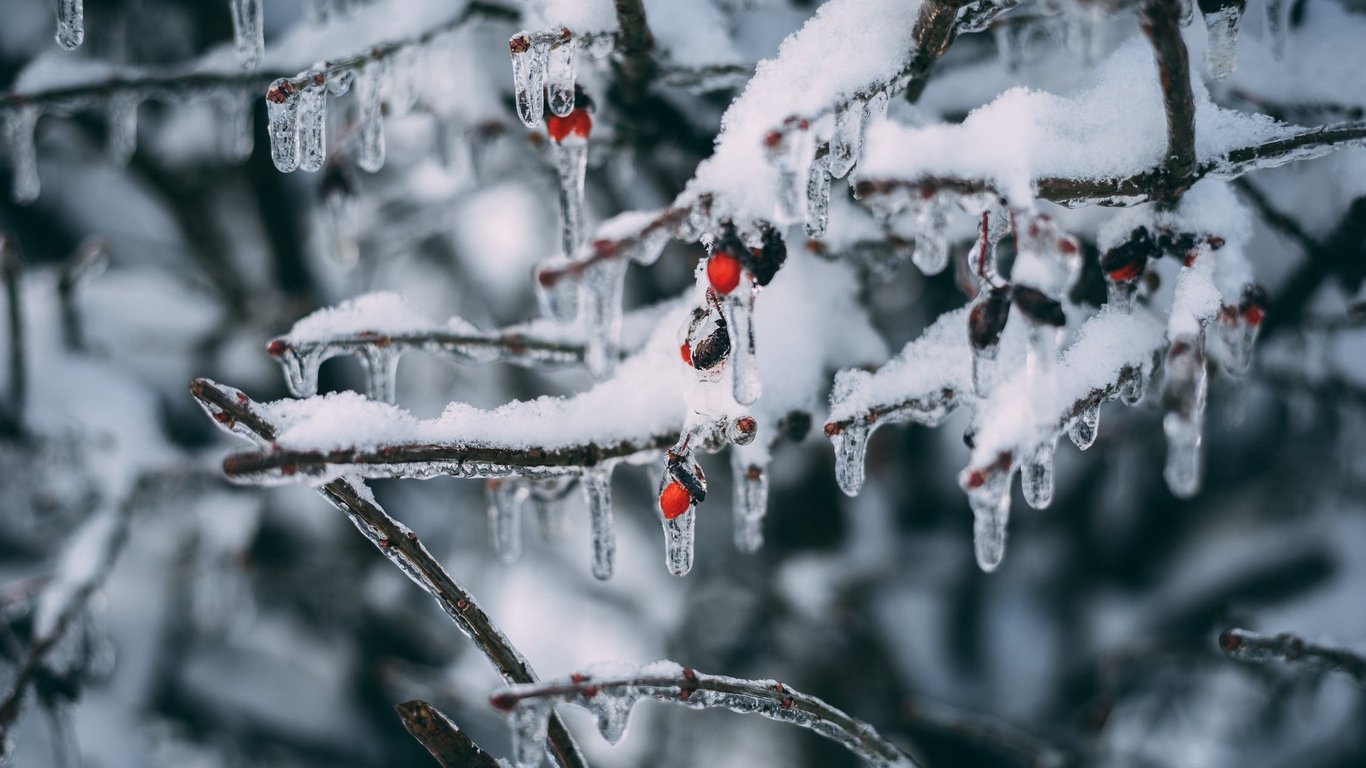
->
[189,377,588,768]
[488,662,920,768]
[1219,629,1366,687]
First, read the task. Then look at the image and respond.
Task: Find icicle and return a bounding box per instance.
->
[731,453,768,553]
[387,46,421,116]
[1021,438,1056,510]
[662,497,694,576]
[724,276,761,406]
[683,301,730,384]
[534,259,580,321]
[107,92,139,164]
[321,170,360,267]
[1218,286,1266,375]
[507,701,552,768]
[827,97,863,179]
[360,346,399,403]
[591,689,639,745]
[1161,336,1207,498]
[804,145,832,238]
[1201,3,1245,79]
[963,461,1013,572]
[1120,365,1146,406]
[231,0,264,69]
[487,480,525,564]
[1263,0,1290,59]
[278,347,322,397]
[969,288,1010,396]
[554,140,588,257]
[266,79,301,172]
[582,467,614,580]
[581,257,627,378]
[4,106,41,204]
[1068,401,1100,450]
[993,21,1031,73]
[219,90,255,162]
[355,62,386,172]
[529,477,574,538]
[832,420,870,497]
[510,32,550,128]
[546,30,576,117]
[910,194,951,275]
[296,83,326,173]
[55,0,84,50]
[764,123,805,221]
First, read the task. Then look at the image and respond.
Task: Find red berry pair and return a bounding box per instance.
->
[546,109,592,142]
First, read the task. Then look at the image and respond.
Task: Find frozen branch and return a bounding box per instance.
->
[396,700,502,768]
[611,0,657,99]
[189,377,587,768]
[1140,0,1196,200]
[489,663,920,767]
[900,0,973,104]
[1,235,25,436]
[1218,629,1366,686]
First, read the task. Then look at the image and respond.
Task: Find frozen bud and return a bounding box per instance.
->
[1011,285,1066,326]
[666,452,707,501]
[968,287,1011,349]
[688,314,731,371]
[1240,284,1268,326]
[740,224,786,287]
[729,416,758,445]
[1100,228,1154,282]
[778,410,812,442]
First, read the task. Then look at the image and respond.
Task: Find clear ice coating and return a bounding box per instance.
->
[1068,401,1101,450]
[1263,0,1290,59]
[534,259,581,321]
[964,463,1012,572]
[554,140,588,257]
[219,90,255,162]
[1120,365,1146,405]
[971,342,998,396]
[910,194,951,275]
[1162,340,1208,498]
[804,146,832,238]
[267,79,301,172]
[582,467,615,580]
[487,480,525,564]
[359,346,399,403]
[231,0,265,69]
[107,92,139,164]
[297,84,327,173]
[546,32,576,117]
[355,62,386,173]
[322,182,360,267]
[723,277,762,406]
[4,106,41,204]
[591,689,639,745]
[731,453,768,553]
[55,0,84,50]
[1021,438,1055,510]
[508,700,552,768]
[1218,305,1261,375]
[510,32,550,128]
[1202,6,1244,80]
[827,97,863,179]
[832,420,870,497]
[661,498,695,576]
[278,347,322,397]
[581,257,627,378]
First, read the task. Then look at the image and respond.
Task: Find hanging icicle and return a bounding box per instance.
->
[218,89,256,162]
[230,0,265,70]
[106,92,139,165]
[4,106,41,204]
[582,466,615,580]
[547,87,594,257]
[266,79,301,172]
[55,0,84,50]
[355,62,386,173]
[509,31,551,128]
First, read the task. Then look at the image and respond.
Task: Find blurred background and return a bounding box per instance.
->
[1,0,1364,766]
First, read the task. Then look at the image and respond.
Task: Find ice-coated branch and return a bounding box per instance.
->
[1218,629,1366,686]
[0,67,276,114]
[900,697,1069,768]
[396,699,503,768]
[900,0,972,104]
[489,663,920,768]
[1,235,25,436]
[1139,0,1196,200]
[189,377,588,768]
[611,0,657,98]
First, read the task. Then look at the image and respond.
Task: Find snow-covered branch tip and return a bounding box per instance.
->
[489,663,920,768]
[1219,629,1366,687]
[188,377,588,768]
[396,700,501,768]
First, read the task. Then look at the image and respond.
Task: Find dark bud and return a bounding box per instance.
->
[572,83,594,112]
[1100,227,1153,282]
[741,224,787,287]
[1240,284,1269,325]
[718,220,750,264]
[968,287,1011,350]
[691,320,731,370]
[667,455,707,502]
[778,410,812,442]
[1197,0,1246,16]
[1011,285,1066,327]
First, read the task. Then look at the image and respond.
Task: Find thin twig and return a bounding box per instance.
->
[900,697,1069,768]
[490,666,920,767]
[902,0,974,104]
[1140,0,1197,200]
[266,328,589,372]
[189,378,587,768]
[1,235,24,436]
[56,238,109,353]
[396,700,502,768]
[611,0,657,100]
[1218,628,1366,686]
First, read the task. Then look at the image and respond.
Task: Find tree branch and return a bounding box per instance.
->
[1219,628,1366,686]
[1140,0,1197,200]
[396,700,502,768]
[490,665,920,767]
[1,235,25,437]
[189,378,587,768]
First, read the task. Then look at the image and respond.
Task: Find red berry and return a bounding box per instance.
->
[1106,261,1145,283]
[679,342,692,366]
[1241,304,1265,326]
[707,252,742,294]
[659,481,692,520]
[546,109,592,142]
[266,339,287,356]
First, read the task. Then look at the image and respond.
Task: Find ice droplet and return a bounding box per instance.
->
[231,0,264,69]
[4,105,41,204]
[661,501,694,578]
[508,701,552,768]
[278,347,322,397]
[267,79,301,172]
[510,32,550,128]
[219,90,255,162]
[1021,438,1055,510]
[1068,402,1100,450]
[1263,0,1290,59]
[833,420,869,497]
[1161,338,1207,498]
[964,463,1013,572]
[107,92,139,164]
[355,62,386,172]
[546,32,576,117]
[732,454,768,553]
[359,346,399,403]
[1164,412,1203,498]
[724,277,762,406]
[910,194,951,275]
[582,257,627,378]
[804,145,832,238]
[592,689,639,745]
[55,0,84,50]
[554,140,588,257]
[297,83,327,173]
[1201,4,1244,80]
[827,97,863,179]
[487,480,525,564]
[582,467,614,580]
